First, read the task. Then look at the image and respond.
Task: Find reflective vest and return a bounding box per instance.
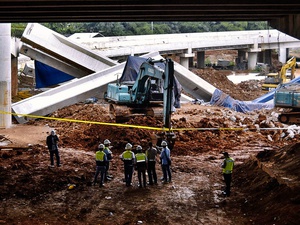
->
[122,150,134,160]
[222,157,234,174]
[135,153,146,163]
[96,151,105,161]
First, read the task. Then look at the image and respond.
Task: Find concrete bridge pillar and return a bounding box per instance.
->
[248,52,258,70]
[279,48,287,63]
[0,24,12,128]
[180,48,195,69]
[237,50,246,63]
[196,51,205,69]
[247,40,261,70]
[257,49,272,65]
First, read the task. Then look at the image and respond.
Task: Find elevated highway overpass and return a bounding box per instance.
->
[0,1,299,40]
[69,29,300,69]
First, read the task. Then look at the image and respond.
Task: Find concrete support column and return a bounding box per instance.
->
[247,40,261,70]
[180,48,195,69]
[196,51,205,69]
[237,50,246,63]
[248,52,258,70]
[279,48,287,63]
[189,57,193,67]
[0,24,12,128]
[11,57,18,97]
[257,49,272,66]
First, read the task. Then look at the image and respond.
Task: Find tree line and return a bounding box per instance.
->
[11,21,269,38]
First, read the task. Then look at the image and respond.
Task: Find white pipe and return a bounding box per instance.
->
[0,24,11,128]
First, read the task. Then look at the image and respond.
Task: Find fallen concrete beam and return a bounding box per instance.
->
[21,23,117,73]
[12,64,124,123]
[174,62,216,102]
[12,52,161,123]
[20,43,89,78]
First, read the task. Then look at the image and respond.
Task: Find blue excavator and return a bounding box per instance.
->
[105,57,178,148]
[274,83,300,124]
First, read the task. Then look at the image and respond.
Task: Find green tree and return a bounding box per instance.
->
[11,23,27,38]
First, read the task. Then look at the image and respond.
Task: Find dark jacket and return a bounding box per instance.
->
[46,134,59,151]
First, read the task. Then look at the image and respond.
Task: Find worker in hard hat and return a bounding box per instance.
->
[135,145,148,188]
[160,140,172,183]
[121,143,135,187]
[146,142,158,185]
[93,144,107,187]
[221,152,234,197]
[160,141,172,183]
[46,130,61,167]
[103,139,113,181]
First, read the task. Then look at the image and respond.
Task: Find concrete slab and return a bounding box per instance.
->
[21,23,117,73]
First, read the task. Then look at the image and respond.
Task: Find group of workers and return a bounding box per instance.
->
[93,139,172,188]
[46,130,234,196]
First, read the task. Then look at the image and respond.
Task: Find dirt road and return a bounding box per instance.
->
[1,102,300,225]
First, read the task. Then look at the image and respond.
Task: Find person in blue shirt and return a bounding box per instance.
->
[103,139,113,181]
[160,140,172,183]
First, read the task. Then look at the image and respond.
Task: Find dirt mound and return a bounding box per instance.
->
[191,67,264,101]
[234,143,300,225]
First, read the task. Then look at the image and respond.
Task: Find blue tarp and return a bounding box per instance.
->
[210,89,274,113]
[35,61,74,88]
[119,56,182,108]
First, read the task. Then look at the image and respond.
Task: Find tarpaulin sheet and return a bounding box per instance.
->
[119,56,182,108]
[35,61,74,88]
[210,89,273,113]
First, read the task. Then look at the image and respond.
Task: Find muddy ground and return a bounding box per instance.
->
[1,50,300,225]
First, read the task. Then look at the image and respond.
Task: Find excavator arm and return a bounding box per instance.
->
[280,56,296,82]
[106,57,177,148]
[130,58,174,130]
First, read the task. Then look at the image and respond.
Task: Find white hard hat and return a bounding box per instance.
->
[51,130,56,135]
[98,144,105,149]
[161,141,167,147]
[136,145,142,151]
[125,143,132,150]
[104,139,111,145]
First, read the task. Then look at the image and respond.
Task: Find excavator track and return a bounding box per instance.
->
[278,112,300,124]
[109,104,163,123]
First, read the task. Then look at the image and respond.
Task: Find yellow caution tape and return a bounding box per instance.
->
[0,110,164,131]
[0,110,297,131]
